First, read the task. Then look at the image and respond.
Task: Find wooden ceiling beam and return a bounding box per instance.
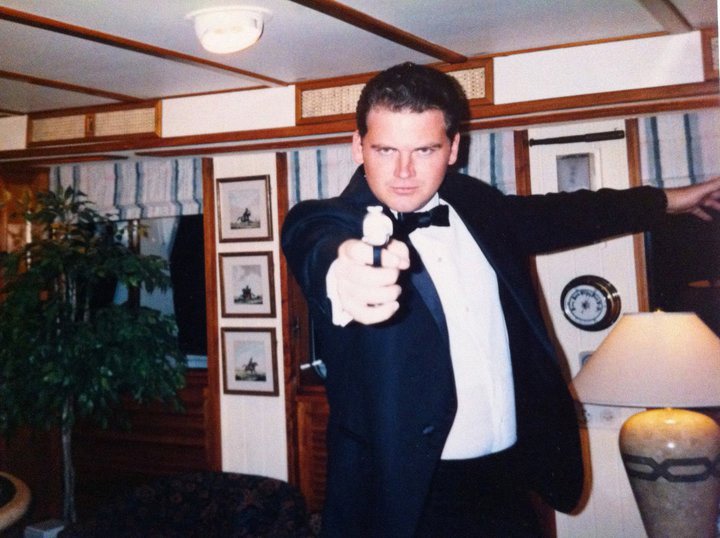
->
[0,6,286,87]
[289,0,467,63]
[636,0,693,33]
[0,70,140,103]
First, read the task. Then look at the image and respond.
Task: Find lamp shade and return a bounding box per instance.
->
[572,312,720,408]
[186,6,271,54]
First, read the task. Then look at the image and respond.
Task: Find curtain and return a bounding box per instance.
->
[51,158,203,219]
[639,109,720,188]
[288,130,517,206]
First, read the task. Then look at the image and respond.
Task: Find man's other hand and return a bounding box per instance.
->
[665,176,720,221]
[334,239,410,325]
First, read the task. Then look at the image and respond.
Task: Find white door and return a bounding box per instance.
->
[528,119,646,538]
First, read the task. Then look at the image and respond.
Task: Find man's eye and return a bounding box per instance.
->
[377,147,395,155]
[416,147,434,156]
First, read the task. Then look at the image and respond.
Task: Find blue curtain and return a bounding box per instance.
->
[639,109,720,188]
[51,158,203,219]
[288,130,517,207]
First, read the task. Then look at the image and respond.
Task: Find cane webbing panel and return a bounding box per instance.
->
[30,115,86,143]
[298,65,489,122]
[449,67,486,100]
[301,83,365,119]
[94,107,156,137]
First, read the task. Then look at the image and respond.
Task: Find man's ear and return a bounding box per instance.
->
[351,131,364,164]
[448,133,460,166]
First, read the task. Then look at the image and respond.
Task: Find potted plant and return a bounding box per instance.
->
[0,186,187,524]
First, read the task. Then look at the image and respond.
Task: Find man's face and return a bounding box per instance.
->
[352,107,460,213]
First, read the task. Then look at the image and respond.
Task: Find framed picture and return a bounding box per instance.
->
[219,252,275,318]
[556,152,594,192]
[217,175,273,242]
[221,328,278,396]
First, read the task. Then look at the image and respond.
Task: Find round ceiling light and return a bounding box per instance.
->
[186,5,272,54]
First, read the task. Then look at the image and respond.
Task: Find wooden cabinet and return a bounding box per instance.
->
[296,395,329,513]
[73,370,213,517]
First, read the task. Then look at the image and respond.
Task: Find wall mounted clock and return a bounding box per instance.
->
[561,275,621,331]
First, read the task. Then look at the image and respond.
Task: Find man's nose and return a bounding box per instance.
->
[395,152,415,178]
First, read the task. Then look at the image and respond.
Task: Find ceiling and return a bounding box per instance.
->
[0,0,717,117]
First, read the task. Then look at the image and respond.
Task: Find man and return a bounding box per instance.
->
[282,62,720,537]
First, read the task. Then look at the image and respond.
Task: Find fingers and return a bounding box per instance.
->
[334,239,409,325]
[340,238,410,269]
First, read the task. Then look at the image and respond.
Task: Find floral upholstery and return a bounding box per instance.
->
[59,471,313,537]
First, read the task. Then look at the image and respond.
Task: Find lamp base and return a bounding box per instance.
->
[619,408,720,538]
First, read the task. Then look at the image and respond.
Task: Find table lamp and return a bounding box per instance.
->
[572,312,720,537]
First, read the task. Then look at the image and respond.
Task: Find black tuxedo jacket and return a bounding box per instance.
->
[282,166,667,537]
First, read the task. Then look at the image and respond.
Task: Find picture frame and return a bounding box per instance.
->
[217,175,273,242]
[219,252,275,318]
[221,328,278,396]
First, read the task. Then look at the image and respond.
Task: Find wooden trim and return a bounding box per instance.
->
[28,99,161,119]
[701,27,719,81]
[287,0,466,64]
[468,94,719,132]
[513,130,531,196]
[27,101,162,147]
[636,0,692,33]
[625,118,651,313]
[136,135,353,158]
[201,157,223,471]
[0,69,140,103]
[0,6,285,87]
[137,95,720,159]
[277,152,299,486]
[1,81,717,162]
[0,155,127,169]
[469,81,719,120]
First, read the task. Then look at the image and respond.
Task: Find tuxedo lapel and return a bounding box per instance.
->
[405,242,450,349]
[341,167,450,346]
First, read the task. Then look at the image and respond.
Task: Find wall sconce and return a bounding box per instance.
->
[572,312,720,537]
[186,5,271,54]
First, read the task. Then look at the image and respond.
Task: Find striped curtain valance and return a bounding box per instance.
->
[639,109,720,188]
[288,130,517,206]
[51,158,203,220]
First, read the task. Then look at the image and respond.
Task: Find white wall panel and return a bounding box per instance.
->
[495,32,704,104]
[162,86,295,137]
[0,115,27,150]
[214,152,288,481]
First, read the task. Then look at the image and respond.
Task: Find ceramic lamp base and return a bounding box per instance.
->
[619,408,720,538]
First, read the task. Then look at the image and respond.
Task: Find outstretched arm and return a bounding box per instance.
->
[665,176,720,221]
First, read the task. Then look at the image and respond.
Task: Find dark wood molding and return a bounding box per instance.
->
[701,27,719,81]
[513,130,531,196]
[201,157,223,471]
[0,155,127,170]
[468,94,719,132]
[0,6,286,87]
[625,118,651,313]
[636,0,693,33]
[277,152,299,486]
[470,81,719,119]
[0,69,140,103]
[136,135,354,158]
[288,0,466,64]
[0,81,717,163]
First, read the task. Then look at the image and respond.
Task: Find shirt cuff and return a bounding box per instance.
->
[326,259,353,327]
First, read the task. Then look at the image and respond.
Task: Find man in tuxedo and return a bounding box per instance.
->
[281,62,720,537]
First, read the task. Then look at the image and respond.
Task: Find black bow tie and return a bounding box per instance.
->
[396,204,450,234]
